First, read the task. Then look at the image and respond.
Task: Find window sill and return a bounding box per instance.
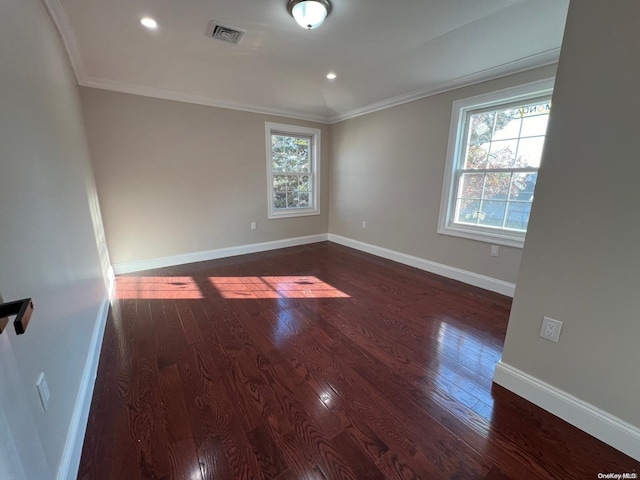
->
[268,208,320,220]
[438,224,525,248]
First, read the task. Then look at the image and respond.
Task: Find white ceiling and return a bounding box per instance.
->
[46,0,569,123]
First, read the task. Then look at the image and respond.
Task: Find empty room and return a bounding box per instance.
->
[1,0,639,479]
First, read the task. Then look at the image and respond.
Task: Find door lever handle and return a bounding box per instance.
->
[0,298,34,335]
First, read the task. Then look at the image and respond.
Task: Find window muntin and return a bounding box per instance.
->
[266,123,320,219]
[438,80,554,248]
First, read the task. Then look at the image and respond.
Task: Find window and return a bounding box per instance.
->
[266,122,320,219]
[438,79,554,247]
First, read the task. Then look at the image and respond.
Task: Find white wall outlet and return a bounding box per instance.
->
[36,372,50,412]
[540,316,562,343]
[362,221,367,229]
[250,221,257,230]
[490,245,500,257]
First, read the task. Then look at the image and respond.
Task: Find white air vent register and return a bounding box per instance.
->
[206,21,246,45]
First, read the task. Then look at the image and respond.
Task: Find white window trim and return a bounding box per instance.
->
[437,78,555,248]
[266,122,321,219]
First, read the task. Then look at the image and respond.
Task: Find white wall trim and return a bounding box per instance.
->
[42,0,330,124]
[79,76,331,124]
[437,78,555,248]
[266,122,322,219]
[112,234,329,275]
[42,0,559,126]
[328,49,560,124]
[327,234,515,297]
[494,362,640,462]
[42,0,87,81]
[55,288,111,480]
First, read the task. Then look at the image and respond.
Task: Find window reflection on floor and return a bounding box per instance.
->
[434,320,503,437]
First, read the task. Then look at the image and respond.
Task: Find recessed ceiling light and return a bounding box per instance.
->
[326,72,337,80]
[140,17,158,29]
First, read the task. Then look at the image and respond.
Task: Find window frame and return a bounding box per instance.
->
[438,78,554,248]
[265,122,321,219]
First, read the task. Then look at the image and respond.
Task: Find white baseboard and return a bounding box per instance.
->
[56,289,111,480]
[494,362,640,461]
[327,234,515,297]
[111,233,514,296]
[112,234,329,275]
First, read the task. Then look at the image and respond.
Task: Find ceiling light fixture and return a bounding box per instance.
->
[326,72,337,80]
[140,17,158,30]
[287,0,331,30]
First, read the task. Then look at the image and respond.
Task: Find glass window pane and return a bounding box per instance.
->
[505,202,532,231]
[287,176,298,191]
[478,201,507,227]
[483,173,512,200]
[273,134,295,152]
[273,175,287,192]
[464,143,489,169]
[272,154,286,172]
[298,175,310,192]
[468,112,495,144]
[492,109,522,141]
[456,199,481,225]
[487,140,517,168]
[271,135,284,153]
[516,136,545,168]
[458,173,484,199]
[296,139,310,173]
[516,102,551,119]
[272,135,289,172]
[285,155,299,172]
[520,115,549,138]
[509,172,537,201]
[286,192,299,208]
[272,134,302,172]
[299,192,310,207]
[274,192,286,209]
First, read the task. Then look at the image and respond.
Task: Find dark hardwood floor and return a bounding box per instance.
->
[78,242,639,479]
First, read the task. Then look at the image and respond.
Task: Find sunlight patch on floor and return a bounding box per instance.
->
[115,276,203,299]
[208,276,350,299]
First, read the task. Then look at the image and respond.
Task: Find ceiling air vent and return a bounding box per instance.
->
[206,21,246,45]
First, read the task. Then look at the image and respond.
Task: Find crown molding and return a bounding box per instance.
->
[42,0,331,124]
[44,0,559,126]
[327,48,560,124]
[80,76,332,124]
[42,0,86,82]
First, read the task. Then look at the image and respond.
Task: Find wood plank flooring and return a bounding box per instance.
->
[78,242,639,479]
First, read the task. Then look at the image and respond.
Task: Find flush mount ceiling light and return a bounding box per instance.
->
[287,0,332,30]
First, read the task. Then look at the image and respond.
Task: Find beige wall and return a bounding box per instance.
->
[502,1,640,427]
[80,88,330,266]
[0,0,108,474]
[329,64,557,285]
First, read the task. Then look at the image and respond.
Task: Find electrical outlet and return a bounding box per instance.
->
[362,221,367,229]
[490,245,499,257]
[36,373,50,411]
[540,316,562,343]
[250,221,257,230]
